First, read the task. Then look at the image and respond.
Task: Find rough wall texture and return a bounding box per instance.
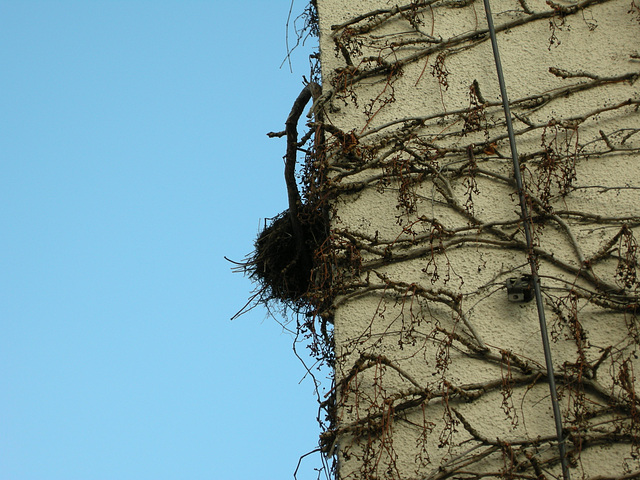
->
[313,0,640,478]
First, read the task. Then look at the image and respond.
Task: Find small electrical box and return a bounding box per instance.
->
[506,274,534,302]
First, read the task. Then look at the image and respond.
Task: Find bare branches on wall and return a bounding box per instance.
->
[306,0,640,478]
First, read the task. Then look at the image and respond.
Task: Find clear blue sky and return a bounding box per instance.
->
[0,2,326,479]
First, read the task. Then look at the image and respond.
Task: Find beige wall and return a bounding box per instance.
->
[314,0,640,478]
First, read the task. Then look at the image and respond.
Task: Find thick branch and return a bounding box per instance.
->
[284,82,322,255]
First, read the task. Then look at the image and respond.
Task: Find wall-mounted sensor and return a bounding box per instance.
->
[506,274,534,302]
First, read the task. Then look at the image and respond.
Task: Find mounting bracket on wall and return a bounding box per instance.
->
[506,274,534,302]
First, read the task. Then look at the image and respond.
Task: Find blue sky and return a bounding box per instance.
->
[0,1,327,479]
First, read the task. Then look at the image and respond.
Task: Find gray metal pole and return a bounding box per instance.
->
[481,1,571,478]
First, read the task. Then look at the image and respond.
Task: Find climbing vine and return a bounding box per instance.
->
[235,0,639,478]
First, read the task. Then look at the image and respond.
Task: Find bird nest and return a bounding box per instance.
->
[241,206,327,311]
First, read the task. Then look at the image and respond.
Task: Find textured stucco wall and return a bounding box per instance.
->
[314,0,640,478]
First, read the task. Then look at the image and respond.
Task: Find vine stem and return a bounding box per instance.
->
[284,82,322,257]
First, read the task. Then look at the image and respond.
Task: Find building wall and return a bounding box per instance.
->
[313,0,640,478]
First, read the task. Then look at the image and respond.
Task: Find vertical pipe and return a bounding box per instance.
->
[481,1,571,478]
